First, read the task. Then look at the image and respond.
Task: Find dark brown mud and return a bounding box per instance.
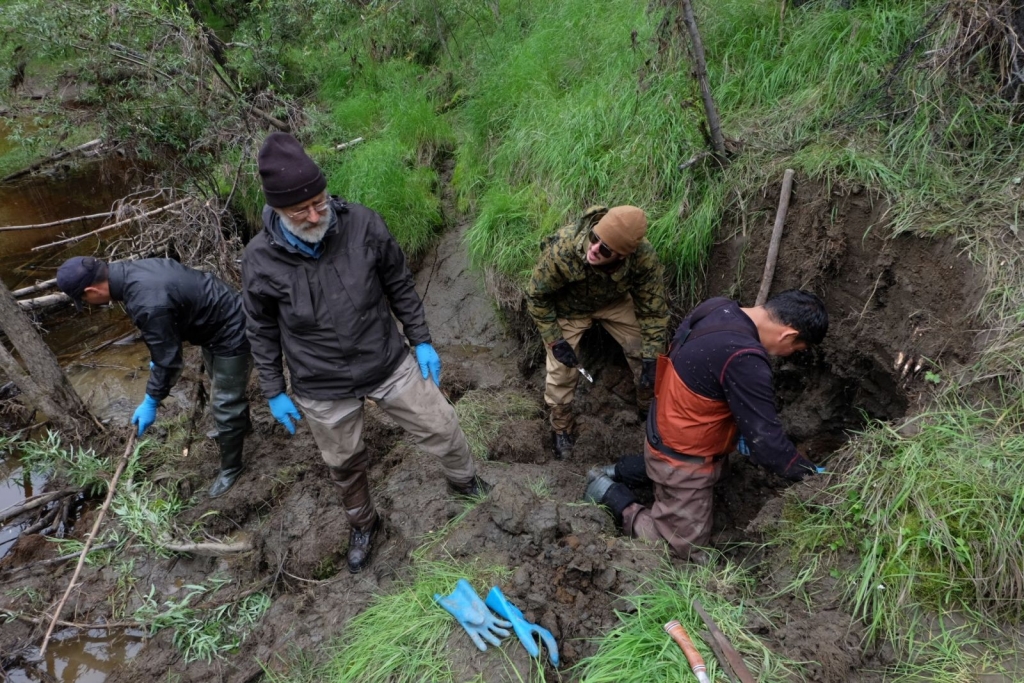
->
[0,182,985,683]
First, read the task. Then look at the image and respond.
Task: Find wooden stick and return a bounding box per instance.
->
[12,278,57,297]
[679,0,726,157]
[31,199,189,251]
[0,543,117,575]
[335,136,364,151]
[17,292,70,311]
[2,139,103,183]
[755,168,795,307]
[159,539,253,556]
[39,432,136,657]
[0,211,114,233]
[0,489,77,525]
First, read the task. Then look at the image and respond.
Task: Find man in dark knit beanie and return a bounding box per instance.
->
[241,133,490,574]
[524,205,669,460]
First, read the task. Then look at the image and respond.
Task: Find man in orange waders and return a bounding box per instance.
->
[584,290,828,561]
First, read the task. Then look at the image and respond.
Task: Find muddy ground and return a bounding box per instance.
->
[0,183,983,682]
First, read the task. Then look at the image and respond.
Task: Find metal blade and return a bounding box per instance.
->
[692,600,756,683]
[578,366,594,382]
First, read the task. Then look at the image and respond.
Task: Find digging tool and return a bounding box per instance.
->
[664,620,711,683]
[692,600,756,683]
[577,366,594,383]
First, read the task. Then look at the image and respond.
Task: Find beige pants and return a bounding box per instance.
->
[295,352,476,528]
[621,441,725,560]
[544,297,646,432]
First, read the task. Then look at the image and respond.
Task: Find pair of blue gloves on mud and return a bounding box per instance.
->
[265,343,442,434]
[435,579,559,667]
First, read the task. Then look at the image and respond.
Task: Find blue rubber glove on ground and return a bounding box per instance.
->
[485,586,559,666]
[268,393,301,434]
[131,395,159,436]
[435,579,511,652]
[415,343,442,386]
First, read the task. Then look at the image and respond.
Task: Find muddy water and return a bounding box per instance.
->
[0,154,154,682]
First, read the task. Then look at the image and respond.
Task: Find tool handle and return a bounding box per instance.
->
[664,620,711,683]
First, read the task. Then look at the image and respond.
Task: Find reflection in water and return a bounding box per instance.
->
[6,628,147,683]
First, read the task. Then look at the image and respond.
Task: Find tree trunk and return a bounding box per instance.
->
[0,279,94,437]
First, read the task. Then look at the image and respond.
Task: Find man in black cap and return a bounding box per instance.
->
[56,256,252,497]
[241,132,488,574]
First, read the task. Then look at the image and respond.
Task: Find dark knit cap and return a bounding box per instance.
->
[257,133,327,208]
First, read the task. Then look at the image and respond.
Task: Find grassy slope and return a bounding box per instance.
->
[245,0,1023,680]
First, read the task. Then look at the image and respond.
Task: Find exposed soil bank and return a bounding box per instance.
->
[0,183,986,683]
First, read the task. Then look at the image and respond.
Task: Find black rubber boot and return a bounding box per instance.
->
[209,433,244,498]
[553,431,575,460]
[347,513,379,573]
[613,454,651,489]
[449,475,493,499]
[602,482,638,527]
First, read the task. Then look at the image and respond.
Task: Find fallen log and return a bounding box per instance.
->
[17,292,70,311]
[12,278,57,297]
[0,489,78,525]
[160,539,253,557]
[2,139,103,183]
[31,198,189,251]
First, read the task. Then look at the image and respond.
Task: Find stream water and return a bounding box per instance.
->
[1,152,159,682]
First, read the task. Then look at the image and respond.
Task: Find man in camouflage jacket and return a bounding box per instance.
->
[525,205,669,459]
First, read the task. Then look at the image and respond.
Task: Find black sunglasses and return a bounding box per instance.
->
[589,230,616,258]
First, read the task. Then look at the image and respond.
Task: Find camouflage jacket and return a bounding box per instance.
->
[524,205,669,359]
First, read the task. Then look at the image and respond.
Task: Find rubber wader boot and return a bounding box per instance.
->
[553,431,575,460]
[448,475,493,499]
[583,475,637,527]
[347,513,379,573]
[209,433,244,498]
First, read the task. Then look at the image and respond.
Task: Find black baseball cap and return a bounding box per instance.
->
[56,256,106,310]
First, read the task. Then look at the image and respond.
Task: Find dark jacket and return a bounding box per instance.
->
[241,198,430,400]
[652,297,815,480]
[108,259,249,401]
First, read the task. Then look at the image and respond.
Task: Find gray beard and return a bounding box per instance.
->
[280,208,332,244]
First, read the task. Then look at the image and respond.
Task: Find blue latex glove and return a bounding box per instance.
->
[737,435,750,457]
[435,579,511,652]
[485,586,559,666]
[131,395,159,436]
[268,393,301,435]
[149,361,154,370]
[415,343,441,386]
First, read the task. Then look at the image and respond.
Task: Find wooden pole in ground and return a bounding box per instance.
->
[679,0,726,157]
[39,432,136,657]
[756,168,796,307]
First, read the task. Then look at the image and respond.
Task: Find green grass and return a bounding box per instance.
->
[778,396,1024,651]
[453,389,539,459]
[577,559,799,682]
[318,560,510,683]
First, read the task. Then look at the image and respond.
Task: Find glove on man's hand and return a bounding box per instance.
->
[415,343,442,386]
[435,579,512,652]
[485,586,560,666]
[131,395,160,436]
[782,453,820,481]
[551,340,579,368]
[268,393,301,435]
[639,358,657,390]
[736,435,751,457]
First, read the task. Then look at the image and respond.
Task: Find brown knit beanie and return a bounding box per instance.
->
[258,133,327,208]
[593,206,647,256]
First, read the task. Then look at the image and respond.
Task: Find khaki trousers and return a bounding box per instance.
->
[621,441,724,560]
[295,352,476,529]
[544,297,647,432]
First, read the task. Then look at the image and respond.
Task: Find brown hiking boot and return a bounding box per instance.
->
[553,431,575,460]
[347,513,379,574]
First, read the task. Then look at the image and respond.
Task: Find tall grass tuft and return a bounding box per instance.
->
[577,559,799,682]
[779,397,1024,646]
